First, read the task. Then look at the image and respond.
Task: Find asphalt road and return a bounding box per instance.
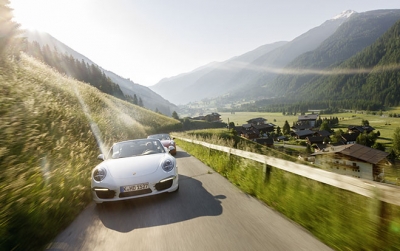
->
[46,147,333,251]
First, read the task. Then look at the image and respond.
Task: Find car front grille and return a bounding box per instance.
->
[119,188,152,198]
[155,179,173,191]
[95,190,116,199]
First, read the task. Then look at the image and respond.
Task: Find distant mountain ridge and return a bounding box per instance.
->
[24,30,177,116]
[270,9,400,97]
[150,10,355,105]
[150,41,288,105]
[284,16,400,107]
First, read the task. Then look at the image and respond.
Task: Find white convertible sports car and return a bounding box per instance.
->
[91,138,179,204]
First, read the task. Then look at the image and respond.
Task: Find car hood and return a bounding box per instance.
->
[104,154,166,179]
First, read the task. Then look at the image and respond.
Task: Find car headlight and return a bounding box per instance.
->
[162,159,174,172]
[93,167,107,181]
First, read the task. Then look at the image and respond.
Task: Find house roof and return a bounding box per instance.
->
[293,129,314,137]
[306,136,325,144]
[311,144,389,164]
[254,124,275,130]
[348,125,375,133]
[292,124,312,130]
[234,126,243,131]
[247,117,267,123]
[314,130,331,137]
[243,129,259,135]
[298,114,318,121]
[255,138,274,145]
[341,132,360,142]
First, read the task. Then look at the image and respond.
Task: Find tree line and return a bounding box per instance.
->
[22,40,145,107]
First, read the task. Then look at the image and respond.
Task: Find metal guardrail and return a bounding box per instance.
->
[176,137,400,206]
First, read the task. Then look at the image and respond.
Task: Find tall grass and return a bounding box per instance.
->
[173,129,312,164]
[175,137,400,250]
[0,54,181,251]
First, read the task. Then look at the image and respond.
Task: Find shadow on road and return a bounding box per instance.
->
[173,150,191,158]
[97,174,225,233]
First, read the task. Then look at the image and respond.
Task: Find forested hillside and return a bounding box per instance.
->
[24,40,145,106]
[24,30,178,115]
[291,18,400,108]
[271,9,400,97]
[236,16,400,113]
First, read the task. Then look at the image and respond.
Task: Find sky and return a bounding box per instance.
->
[9,0,400,87]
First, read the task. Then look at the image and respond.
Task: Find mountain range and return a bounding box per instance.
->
[25,9,400,114]
[149,9,400,109]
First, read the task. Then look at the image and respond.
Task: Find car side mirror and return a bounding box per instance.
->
[97,154,105,161]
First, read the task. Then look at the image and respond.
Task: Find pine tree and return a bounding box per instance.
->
[172,111,179,120]
[282,120,291,135]
[392,127,400,156]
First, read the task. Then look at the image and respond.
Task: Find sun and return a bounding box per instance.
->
[10,0,69,33]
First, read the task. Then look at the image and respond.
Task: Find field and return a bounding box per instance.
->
[219,110,400,147]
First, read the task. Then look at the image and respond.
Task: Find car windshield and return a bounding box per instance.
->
[108,139,165,159]
[148,134,170,141]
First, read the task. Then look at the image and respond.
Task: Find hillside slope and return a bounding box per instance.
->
[0,53,181,250]
[271,9,400,96]
[24,30,177,115]
[286,18,400,108]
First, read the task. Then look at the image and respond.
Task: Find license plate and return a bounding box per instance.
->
[121,183,149,192]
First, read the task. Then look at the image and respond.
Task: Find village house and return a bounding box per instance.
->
[233,117,275,143]
[314,130,331,138]
[205,112,222,122]
[246,117,275,133]
[306,136,325,145]
[192,112,221,122]
[339,132,360,145]
[311,144,389,181]
[234,124,259,140]
[255,138,274,147]
[305,130,332,145]
[348,125,375,134]
[246,117,267,125]
[296,114,319,128]
[291,129,314,139]
[291,123,312,132]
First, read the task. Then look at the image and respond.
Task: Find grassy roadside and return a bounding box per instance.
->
[0,55,182,251]
[173,133,400,250]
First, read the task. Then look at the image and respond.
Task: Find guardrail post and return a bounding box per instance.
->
[264,164,271,183]
[377,201,390,248]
